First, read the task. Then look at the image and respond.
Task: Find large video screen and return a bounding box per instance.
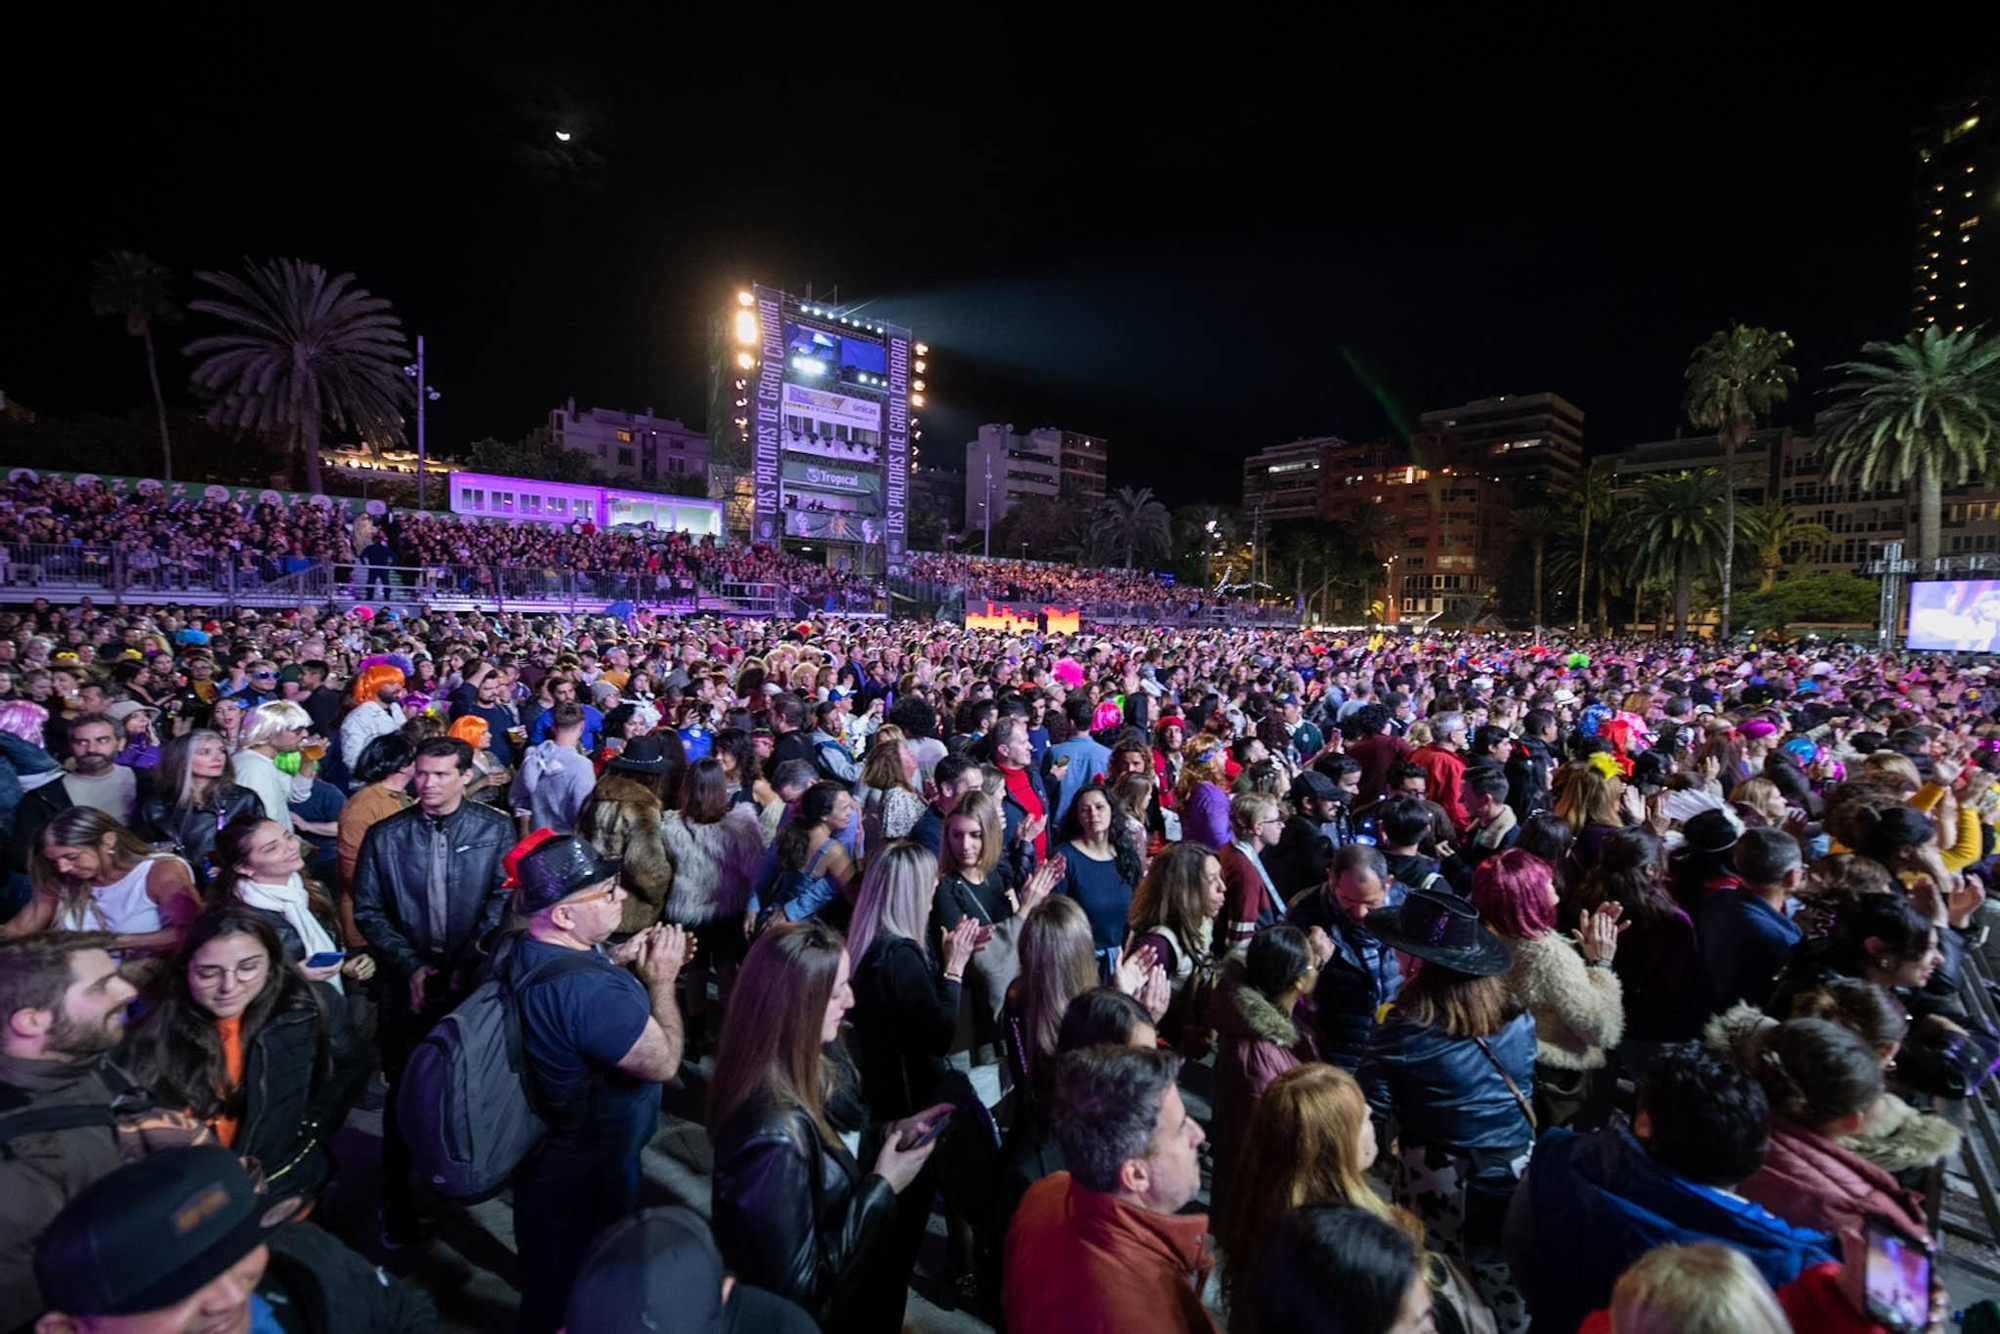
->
[1908,579,2000,652]
[784,321,888,380]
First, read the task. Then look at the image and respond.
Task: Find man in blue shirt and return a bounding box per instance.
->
[1041,697,1111,828]
[505,835,690,1334]
[528,673,603,751]
[1701,825,1804,1012]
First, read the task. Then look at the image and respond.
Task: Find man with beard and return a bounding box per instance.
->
[0,932,152,1315]
[340,664,408,772]
[58,714,136,826]
[1262,766,1355,901]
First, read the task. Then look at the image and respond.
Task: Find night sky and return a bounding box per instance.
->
[5,9,1994,506]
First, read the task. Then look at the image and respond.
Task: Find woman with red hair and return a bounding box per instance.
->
[447,715,511,805]
[1472,848,1627,1130]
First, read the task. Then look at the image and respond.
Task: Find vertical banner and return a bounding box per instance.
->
[884,332,910,575]
[752,286,784,544]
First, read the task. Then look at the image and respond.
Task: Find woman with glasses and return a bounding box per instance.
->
[117,904,367,1199]
[1218,791,1288,954]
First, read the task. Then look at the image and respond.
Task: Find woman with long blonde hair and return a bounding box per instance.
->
[1219,1064,1446,1334]
[1554,759,1629,876]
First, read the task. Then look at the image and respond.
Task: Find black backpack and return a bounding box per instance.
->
[0,1063,152,1160]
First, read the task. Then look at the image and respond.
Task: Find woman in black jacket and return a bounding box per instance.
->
[134,730,263,883]
[117,904,368,1199]
[708,920,948,1331]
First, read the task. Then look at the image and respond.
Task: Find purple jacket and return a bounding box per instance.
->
[1183,781,1231,851]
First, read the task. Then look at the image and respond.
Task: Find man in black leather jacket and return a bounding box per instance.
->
[351,736,512,1247]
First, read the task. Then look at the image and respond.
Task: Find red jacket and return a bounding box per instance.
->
[1216,843,1279,951]
[1738,1118,1930,1247]
[1004,1173,1217,1334]
[1409,743,1468,830]
[1350,733,1410,803]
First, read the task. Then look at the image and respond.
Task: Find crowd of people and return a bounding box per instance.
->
[0,581,1993,1333]
[0,477,1272,621]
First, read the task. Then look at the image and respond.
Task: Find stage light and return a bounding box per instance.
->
[735,311,758,344]
[792,356,827,376]
[912,380,925,392]
[736,352,754,370]
[736,290,753,307]
[915,343,929,356]
[915,360,926,372]
[555,129,573,142]
[911,393,925,407]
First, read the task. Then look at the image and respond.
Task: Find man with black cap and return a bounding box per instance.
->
[1262,766,1352,901]
[504,833,693,1334]
[32,1144,435,1333]
[564,1205,817,1334]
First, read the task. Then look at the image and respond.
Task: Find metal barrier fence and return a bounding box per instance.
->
[1935,926,2000,1282]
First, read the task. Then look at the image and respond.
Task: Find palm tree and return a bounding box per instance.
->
[1626,469,1730,639]
[1511,502,1562,630]
[1091,485,1172,570]
[89,251,180,480]
[1736,500,1831,589]
[1565,462,1614,634]
[1820,326,2000,565]
[1684,324,1796,640]
[183,258,412,495]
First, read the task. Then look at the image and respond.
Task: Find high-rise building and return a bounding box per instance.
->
[1912,68,1997,335]
[1415,392,1584,495]
[1240,437,1343,521]
[963,424,1110,532]
[542,398,708,485]
[1318,440,1512,624]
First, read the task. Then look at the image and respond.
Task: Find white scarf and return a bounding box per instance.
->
[234,874,342,993]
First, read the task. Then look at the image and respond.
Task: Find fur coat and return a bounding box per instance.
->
[1505,931,1624,1071]
[662,805,767,925]
[576,776,674,936]
[1211,953,1317,1195]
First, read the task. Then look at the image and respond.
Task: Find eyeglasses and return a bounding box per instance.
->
[192,958,268,986]
[559,883,621,908]
[251,671,277,679]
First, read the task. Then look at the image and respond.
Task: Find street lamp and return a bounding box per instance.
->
[404,335,440,511]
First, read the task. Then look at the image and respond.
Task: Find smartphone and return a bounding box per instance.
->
[900,1110,953,1151]
[304,951,347,969]
[1862,1218,1931,1333]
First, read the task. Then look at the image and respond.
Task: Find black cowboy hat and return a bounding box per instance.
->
[1365,889,1511,977]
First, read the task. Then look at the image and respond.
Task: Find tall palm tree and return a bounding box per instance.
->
[1684,324,1796,640]
[1091,485,1172,570]
[89,251,180,480]
[1736,500,1831,589]
[183,258,412,495]
[1626,469,1730,639]
[1511,502,1562,630]
[1820,326,2000,564]
[1563,462,1614,634]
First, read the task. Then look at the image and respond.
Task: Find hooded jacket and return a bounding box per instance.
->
[1738,1117,1932,1246]
[661,805,766,924]
[1505,1126,1836,1334]
[1505,931,1624,1071]
[510,738,598,834]
[1210,953,1316,1192]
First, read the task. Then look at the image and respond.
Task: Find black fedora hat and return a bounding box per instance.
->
[608,733,672,777]
[1365,889,1512,977]
[516,835,622,913]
